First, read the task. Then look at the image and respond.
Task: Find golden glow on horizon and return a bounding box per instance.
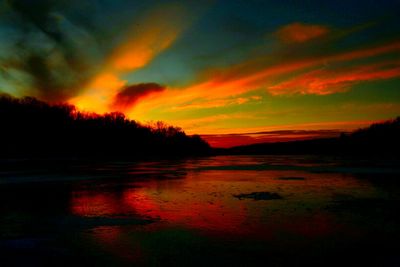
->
[189,119,380,135]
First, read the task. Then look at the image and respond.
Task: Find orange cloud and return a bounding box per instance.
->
[110,4,187,72]
[269,61,400,95]
[276,22,329,43]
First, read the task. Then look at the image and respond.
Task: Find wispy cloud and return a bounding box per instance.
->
[269,61,400,95]
[109,4,188,72]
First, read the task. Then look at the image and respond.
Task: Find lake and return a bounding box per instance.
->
[1,155,399,266]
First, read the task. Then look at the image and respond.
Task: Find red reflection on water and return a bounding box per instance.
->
[122,186,249,233]
[69,161,375,241]
[70,191,135,217]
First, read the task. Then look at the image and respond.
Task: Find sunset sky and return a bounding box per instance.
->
[1,0,400,147]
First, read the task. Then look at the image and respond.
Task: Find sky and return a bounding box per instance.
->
[1,0,400,147]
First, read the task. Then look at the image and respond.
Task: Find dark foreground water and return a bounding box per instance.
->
[1,155,400,266]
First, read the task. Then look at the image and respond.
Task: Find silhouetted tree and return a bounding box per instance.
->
[0,95,211,158]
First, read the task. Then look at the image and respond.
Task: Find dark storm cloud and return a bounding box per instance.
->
[0,0,101,101]
[112,83,165,110]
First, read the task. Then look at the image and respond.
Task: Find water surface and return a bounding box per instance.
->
[1,155,399,266]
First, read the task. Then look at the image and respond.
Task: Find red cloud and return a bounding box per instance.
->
[112,83,165,110]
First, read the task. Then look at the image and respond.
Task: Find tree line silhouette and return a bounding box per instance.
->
[2,94,398,158]
[0,95,211,158]
[224,117,400,156]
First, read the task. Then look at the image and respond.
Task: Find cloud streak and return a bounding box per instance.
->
[269,61,400,95]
